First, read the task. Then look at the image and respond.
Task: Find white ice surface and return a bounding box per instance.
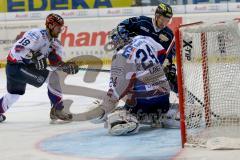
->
[0,68,240,160]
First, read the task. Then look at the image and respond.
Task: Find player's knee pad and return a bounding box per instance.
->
[107,109,139,136]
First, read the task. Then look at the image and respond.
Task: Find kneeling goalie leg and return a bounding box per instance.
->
[107,109,139,136]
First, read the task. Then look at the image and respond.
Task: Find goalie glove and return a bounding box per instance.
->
[32,52,47,70]
[60,62,79,74]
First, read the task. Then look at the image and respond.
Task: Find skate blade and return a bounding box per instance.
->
[49,119,72,124]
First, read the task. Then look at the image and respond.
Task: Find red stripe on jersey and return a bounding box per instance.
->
[157,49,166,56]
[7,51,17,63]
[119,73,137,100]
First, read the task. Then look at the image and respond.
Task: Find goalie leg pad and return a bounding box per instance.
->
[107,109,139,136]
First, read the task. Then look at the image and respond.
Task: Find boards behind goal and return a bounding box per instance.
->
[175,20,240,149]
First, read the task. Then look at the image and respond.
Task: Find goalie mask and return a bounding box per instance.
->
[107,26,131,51]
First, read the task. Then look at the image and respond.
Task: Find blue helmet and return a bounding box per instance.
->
[108,26,131,50]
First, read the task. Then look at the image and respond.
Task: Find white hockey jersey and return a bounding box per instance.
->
[107,35,170,103]
[7,28,64,64]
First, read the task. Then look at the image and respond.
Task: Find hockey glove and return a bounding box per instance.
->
[61,62,79,74]
[164,63,177,83]
[32,52,47,70]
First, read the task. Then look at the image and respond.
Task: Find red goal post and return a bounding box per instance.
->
[175,19,240,149]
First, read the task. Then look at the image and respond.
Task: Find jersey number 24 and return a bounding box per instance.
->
[136,44,159,70]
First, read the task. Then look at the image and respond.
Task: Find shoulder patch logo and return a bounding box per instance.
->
[159,34,169,42]
[28,31,40,41]
[140,26,149,32]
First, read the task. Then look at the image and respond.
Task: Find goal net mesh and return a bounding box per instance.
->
[178,21,240,147]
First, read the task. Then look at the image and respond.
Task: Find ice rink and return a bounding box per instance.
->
[1,68,240,160]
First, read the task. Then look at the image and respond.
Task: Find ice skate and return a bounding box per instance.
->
[50,102,72,124]
[0,114,6,123]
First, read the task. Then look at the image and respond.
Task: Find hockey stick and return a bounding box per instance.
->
[76,36,176,73]
[78,67,110,73]
[49,64,110,74]
[186,90,220,118]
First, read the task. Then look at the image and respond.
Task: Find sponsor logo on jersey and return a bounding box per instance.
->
[149,65,162,74]
[122,45,135,58]
[133,40,144,48]
[28,31,40,41]
[140,26,150,33]
[159,34,169,42]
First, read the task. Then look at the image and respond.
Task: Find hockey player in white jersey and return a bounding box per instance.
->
[92,26,180,135]
[0,13,79,123]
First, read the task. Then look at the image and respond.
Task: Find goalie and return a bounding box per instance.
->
[92,26,180,136]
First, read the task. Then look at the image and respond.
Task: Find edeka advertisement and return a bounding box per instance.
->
[0,0,133,12]
[0,16,182,63]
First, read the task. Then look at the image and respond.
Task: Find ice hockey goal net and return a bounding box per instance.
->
[175,20,240,149]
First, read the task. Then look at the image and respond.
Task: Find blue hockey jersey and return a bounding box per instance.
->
[118,16,175,64]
